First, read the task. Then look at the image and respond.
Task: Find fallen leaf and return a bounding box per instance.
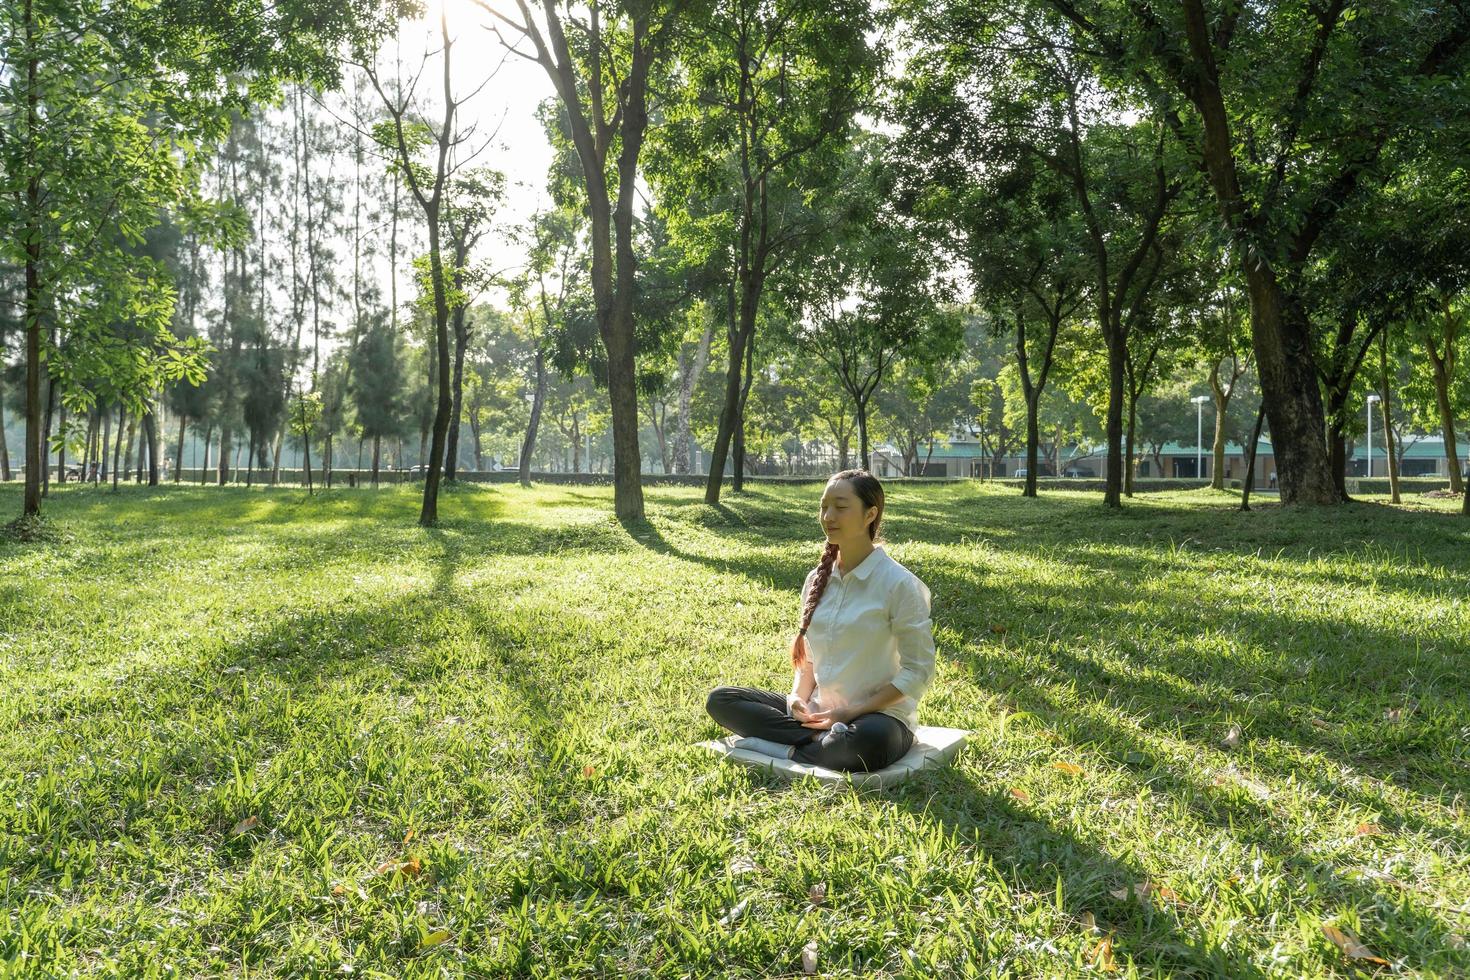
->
[718,898,749,927]
[1447,932,1467,950]
[1110,881,1181,905]
[728,856,760,876]
[1384,700,1418,723]
[231,815,259,836]
[1089,934,1118,972]
[1080,911,1100,934]
[801,939,819,975]
[1221,724,1242,750]
[582,765,597,779]
[1009,787,1031,802]
[419,929,451,949]
[989,624,1008,635]
[1321,924,1388,966]
[1051,761,1084,776]
[1355,822,1384,836]
[374,857,423,878]
[403,828,415,844]
[808,881,827,906]
[331,883,347,896]
[1309,718,1333,730]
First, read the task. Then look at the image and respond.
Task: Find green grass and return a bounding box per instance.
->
[1,480,1467,977]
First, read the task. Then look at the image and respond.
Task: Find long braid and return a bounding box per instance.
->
[790,541,839,666]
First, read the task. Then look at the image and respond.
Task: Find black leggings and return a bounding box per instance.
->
[705,686,915,773]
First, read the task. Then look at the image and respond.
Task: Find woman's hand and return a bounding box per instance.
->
[789,698,816,724]
[800,704,855,730]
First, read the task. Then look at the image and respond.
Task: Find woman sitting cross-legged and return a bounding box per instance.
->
[706,469,935,773]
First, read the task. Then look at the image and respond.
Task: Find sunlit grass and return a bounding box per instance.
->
[2,481,1466,976]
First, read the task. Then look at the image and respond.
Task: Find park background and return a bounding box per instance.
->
[3,0,1470,975]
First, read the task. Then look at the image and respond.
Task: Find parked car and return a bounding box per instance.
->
[1062,467,1093,478]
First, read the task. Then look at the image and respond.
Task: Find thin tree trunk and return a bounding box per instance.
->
[175,415,186,482]
[21,1,44,517]
[0,386,10,482]
[246,431,256,487]
[112,405,124,490]
[1023,397,1040,497]
[1426,340,1462,494]
[41,372,54,497]
[444,301,468,482]
[1240,401,1267,512]
[733,331,756,491]
[1378,329,1400,504]
[55,402,66,484]
[143,408,159,486]
[673,313,714,474]
[199,423,211,485]
[372,433,381,487]
[519,348,547,488]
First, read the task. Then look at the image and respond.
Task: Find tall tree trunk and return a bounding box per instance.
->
[143,409,158,486]
[372,434,381,487]
[41,367,54,498]
[174,414,186,482]
[0,385,11,482]
[1102,326,1125,507]
[855,396,871,473]
[199,423,211,485]
[733,331,756,491]
[705,282,756,504]
[1425,339,1462,494]
[21,0,44,517]
[1023,397,1040,498]
[246,431,257,487]
[112,406,124,490]
[519,348,547,488]
[55,402,66,484]
[1378,329,1400,504]
[217,416,231,485]
[1124,390,1139,497]
[444,301,468,482]
[673,313,714,474]
[1240,401,1267,512]
[325,433,333,488]
[1208,361,1230,490]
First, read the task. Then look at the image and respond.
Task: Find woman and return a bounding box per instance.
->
[706,469,936,772]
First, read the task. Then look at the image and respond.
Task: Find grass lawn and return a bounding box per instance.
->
[2,480,1467,977]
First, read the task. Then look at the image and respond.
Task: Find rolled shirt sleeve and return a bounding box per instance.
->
[889,575,936,701]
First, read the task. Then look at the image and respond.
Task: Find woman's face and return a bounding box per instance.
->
[819,479,876,545]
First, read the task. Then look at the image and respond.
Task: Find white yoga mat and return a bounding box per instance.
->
[697,725,970,790]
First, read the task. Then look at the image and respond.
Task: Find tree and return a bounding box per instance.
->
[646,0,877,502]
[348,313,404,486]
[783,141,960,470]
[481,0,693,521]
[1039,0,1470,505]
[363,11,474,526]
[1,0,390,520]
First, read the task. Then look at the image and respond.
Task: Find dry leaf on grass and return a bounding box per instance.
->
[581,765,597,779]
[1384,701,1418,723]
[1221,724,1242,750]
[1355,822,1385,836]
[1089,934,1118,972]
[374,857,423,878]
[728,856,760,876]
[419,929,451,950]
[230,815,258,836]
[1110,881,1182,906]
[1009,787,1031,802]
[1309,718,1334,730]
[989,624,1008,635]
[801,940,820,975]
[1051,761,1084,776]
[808,882,827,906]
[718,898,749,927]
[1321,924,1388,966]
[1080,911,1100,934]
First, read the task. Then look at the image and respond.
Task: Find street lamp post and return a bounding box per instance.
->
[1366,394,1381,478]
[1191,395,1209,480]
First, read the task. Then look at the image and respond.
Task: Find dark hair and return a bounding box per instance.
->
[790,470,885,666]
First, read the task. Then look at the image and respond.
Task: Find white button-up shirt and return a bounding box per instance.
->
[789,545,936,733]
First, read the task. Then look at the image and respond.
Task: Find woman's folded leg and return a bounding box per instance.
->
[705,686,815,745]
[793,712,914,772]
